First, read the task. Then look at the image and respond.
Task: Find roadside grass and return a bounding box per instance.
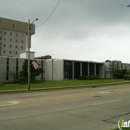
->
[0,79,129,91]
[112,128,130,130]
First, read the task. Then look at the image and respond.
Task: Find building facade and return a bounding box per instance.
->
[104,60,130,78]
[0,56,130,83]
[0,57,105,82]
[0,17,35,57]
[0,17,130,83]
[0,56,45,83]
[45,59,105,81]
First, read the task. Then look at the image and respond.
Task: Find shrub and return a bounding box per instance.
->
[79,76,87,80]
[114,69,128,79]
[79,75,100,80]
[13,79,19,83]
[0,82,4,87]
[87,75,100,80]
[124,74,130,80]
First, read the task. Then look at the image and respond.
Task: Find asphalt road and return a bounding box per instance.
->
[0,84,130,130]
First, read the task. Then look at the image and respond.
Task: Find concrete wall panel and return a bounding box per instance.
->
[45,59,52,81]
[53,59,64,80]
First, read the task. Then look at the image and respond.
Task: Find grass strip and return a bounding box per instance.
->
[0,79,130,93]
[112,128,130,130]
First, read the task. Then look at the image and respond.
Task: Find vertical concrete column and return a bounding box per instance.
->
[88,63,89,76]
[94,63,96,75]
[63,60,64,80]
[72,62,74,79]
[26,34,28,51]
[80,62,82,76]
[52,59,53,81]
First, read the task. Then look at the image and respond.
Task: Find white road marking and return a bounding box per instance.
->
[92,100,121,106]
[99,91,110,94]
[0,101,20,107]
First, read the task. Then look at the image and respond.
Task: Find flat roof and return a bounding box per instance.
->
[0,17,35,34]
[51,58,104,64]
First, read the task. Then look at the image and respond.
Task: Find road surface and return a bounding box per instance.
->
[0,84,130,130]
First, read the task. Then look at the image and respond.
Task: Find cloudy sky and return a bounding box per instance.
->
[1,0,130,63]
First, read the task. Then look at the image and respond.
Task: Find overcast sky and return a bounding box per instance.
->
[1,0,130,63]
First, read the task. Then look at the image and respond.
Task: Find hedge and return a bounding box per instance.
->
[124,74,130,80]
[79,75,100,80]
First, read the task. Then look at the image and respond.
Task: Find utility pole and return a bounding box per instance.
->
[27,18,38,90]
[28,19,31,90]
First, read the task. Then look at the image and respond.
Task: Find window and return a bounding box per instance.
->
[4,31,6,35]
[3,50,5,53]
[16,59,19,79]
[16,66,18,71]
[4,38,6,41]
[10,45,12,48]
[15,51,17,54]
[21,46,23,49]
[3,44,6,47]
[21,40,23,43]
[6,58,9,81]
[6,75,9,80]
[16,33,18,36]
[41,60,44,80]
[0,37,1,40]
[16,46,17,48]
[6,66,9,71]
[10,39,12,42]
[16,39,18,43]
[16,59,18,66]
[9,51,11,54]
[7,58,9,65]
[12,24,14,27]
[10,32,12,36]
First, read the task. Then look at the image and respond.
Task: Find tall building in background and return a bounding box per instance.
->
[0,17,35,57]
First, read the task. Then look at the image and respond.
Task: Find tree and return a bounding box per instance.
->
[114,69,128,79]
[107,62,119,78]
[19,59,43,82]
[107,62,128,79]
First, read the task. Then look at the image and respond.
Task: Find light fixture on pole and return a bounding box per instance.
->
[28,18,38,90]
[127,3,130,7]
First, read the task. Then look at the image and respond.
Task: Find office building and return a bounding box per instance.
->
[0,17,130,83]
[0,17,35,57]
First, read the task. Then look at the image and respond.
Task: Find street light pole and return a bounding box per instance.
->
[28,18,38,90]
[127,3,130,7]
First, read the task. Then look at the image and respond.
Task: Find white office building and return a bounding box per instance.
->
[0,17,35,57]
[0,17,130,83]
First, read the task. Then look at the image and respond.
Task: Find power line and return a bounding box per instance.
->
[37,0,61,27]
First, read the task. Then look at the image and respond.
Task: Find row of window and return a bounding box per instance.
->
[6,58,19,80]
[3,31,24,37]
[3,44,24,49]
[3,50,18,54]
[5,58,44,81]
[1,38,24,43]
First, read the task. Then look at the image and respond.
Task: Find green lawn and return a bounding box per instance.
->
[0,79,129,91]
[112,128,130,130]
